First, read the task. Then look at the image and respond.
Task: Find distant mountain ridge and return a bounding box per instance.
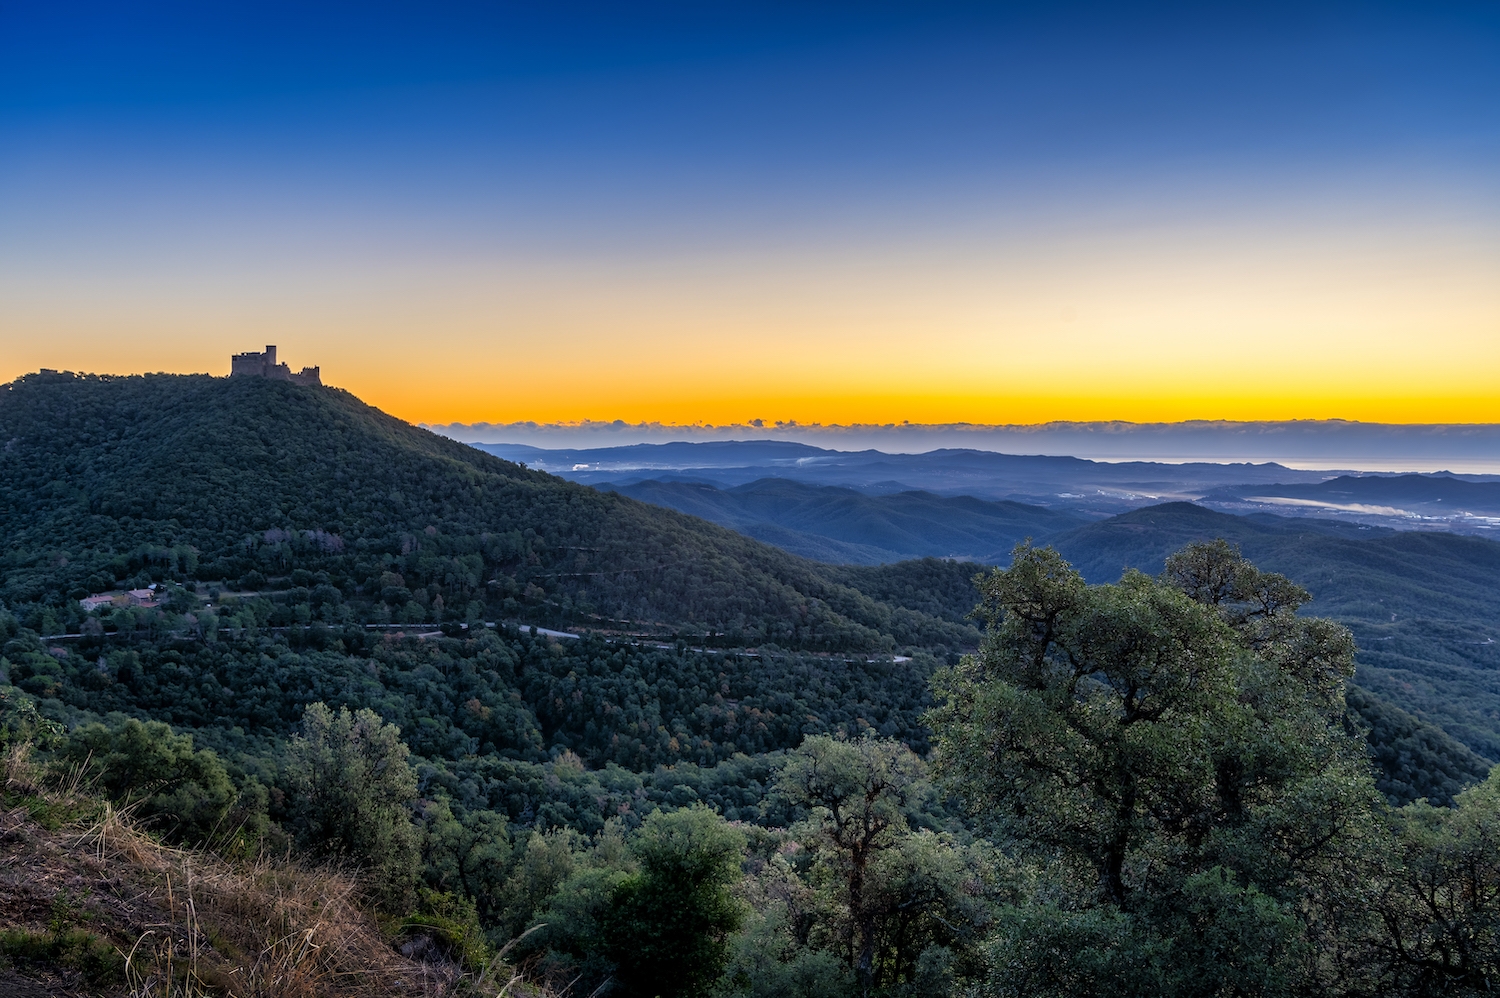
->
[474,440,1500,535]
[438,419,1500,474]
[1204,474,1500,532]
[1224,473,1500,505]
[470,439,1346,511]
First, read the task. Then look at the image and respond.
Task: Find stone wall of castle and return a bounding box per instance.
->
[230,345,321,386]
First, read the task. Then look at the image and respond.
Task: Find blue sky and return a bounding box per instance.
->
[3,2,1498,423]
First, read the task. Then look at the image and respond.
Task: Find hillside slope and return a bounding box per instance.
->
[603,478,1090,565]
[0,373,973,651]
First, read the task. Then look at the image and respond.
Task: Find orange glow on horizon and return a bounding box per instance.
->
[4,183,1497,428]
[5,344,1498,428]
[365,390,1500,430]
[5,332,1499,429]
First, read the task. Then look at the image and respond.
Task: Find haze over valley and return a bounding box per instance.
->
[469,438,1500,536]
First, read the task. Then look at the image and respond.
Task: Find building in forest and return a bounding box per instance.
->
[230,345,321,386]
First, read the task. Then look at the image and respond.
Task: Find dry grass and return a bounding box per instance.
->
[0,743,553,998]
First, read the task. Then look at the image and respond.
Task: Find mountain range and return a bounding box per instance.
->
[470,439,1500,535]
[472,440,1341,510]
[474,439,1500,772]
[440,419,1500,473]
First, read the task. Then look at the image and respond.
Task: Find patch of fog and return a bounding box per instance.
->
[1244,496,1417,517]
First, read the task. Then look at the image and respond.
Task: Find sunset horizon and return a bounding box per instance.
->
[11,354,1500,429]
[5,2,1497,428]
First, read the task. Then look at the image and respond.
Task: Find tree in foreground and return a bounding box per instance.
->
[773,734,990,995]
[929,541,1383,997]
[777,734,925,989]
[525,806,748,997]
[1371,767,1500,995]
[604,805,747,998]
[284,702,421,909]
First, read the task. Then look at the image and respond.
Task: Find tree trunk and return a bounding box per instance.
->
[850,850,877,997]
[1101,776,1135,906]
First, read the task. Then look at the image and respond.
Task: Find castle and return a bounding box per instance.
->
[230,345,321,386]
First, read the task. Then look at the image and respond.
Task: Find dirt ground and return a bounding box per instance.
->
[0,794,463,997]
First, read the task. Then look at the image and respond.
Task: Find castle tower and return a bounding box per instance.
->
[230,344,320,385]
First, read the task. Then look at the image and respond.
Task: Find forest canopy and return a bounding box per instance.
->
[6,541,1498,996]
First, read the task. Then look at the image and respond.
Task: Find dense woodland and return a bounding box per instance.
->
[3,373,1499,996]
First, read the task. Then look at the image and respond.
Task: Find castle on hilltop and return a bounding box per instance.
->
[230,345,321,386]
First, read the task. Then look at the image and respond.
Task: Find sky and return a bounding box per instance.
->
[3,1,1499,427]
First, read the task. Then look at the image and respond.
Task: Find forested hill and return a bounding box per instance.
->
[601,478,1091,565]
[0,373,976,651]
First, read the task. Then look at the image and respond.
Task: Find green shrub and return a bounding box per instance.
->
[0,928,122,984]
[57,717,245,846]
[398,888,491,972]
[0,684,64,749]
[604,806,747,998]
[419,798,513,928]
[283,702,421,910]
